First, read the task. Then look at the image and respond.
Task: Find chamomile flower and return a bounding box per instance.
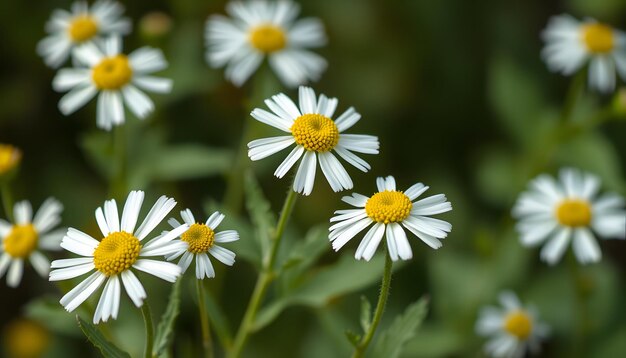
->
[52,36,173,131]
[206,0,327,87]
[0,144,22,177]
[165,209,239,279]
[476,291,550,358]
[542,14,626,93]
[37,0,131,68]
[248,86,379,195]
[329,176,452,261]
[513,168,626,265]
[49,191,188,324]
[0,198,64,287]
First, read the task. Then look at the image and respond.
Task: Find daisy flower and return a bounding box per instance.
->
[329,176,452,261]
[0,198,64,287]
[49,191,189,324]
[165,209,239,279]
[37,0,131,68]
[513,168,626,265]
[52,36,173,131]
[541,14,626,93]
[248,86,379,195]
[0,144,22,177]
[206,0,327,87]
[476,291,550,358]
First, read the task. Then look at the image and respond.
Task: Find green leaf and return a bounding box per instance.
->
[244,171,276,260]
[370,297,429,358]
[345,330,361,347]
[76,315,131,358]
[360,296,372,333]
[80,131,115,180]
[153,281,182,357]
[201,281,233,349]
[24,296,82,337]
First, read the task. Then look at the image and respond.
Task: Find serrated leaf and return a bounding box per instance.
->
[345,330,361,347]
[360,296,372,333]
[76,315,131,358]
[244,171,276,259]
[370,297,429,358]
[153,280,182,357]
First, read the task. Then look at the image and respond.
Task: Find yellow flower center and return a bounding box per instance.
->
[365,191,413,224]
[291,114,340,152]
[181,223,215,254]
[92,55,133,90]
[503,310,533,340]
[68,16,99,43]
[249,24,287,53]
[4,224,38,259]
[4,319,50,358]
[93,231,141,276]
[556,199,592,227]
[0,144,21,176]
[582,23,615,53]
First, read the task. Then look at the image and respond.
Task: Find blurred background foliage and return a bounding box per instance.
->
[1,0,626,357]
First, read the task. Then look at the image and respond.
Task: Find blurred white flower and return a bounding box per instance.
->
[542,14,626,93]
[205,0,327,87]
[513,168,626,265]
[37,0,131,68]
[248,86,379,195]
[329,176,452,261]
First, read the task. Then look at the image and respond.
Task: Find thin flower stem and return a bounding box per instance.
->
[0,182,14,222]
[196,279,214,358]
[567,254,590,358]
[110,124,127,200]
[141,302,154,358]
[228,184,298,358]
[560,70,586,124]
[352,251,393,358]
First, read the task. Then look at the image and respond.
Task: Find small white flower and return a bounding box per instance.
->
[0,199,64,287]
[165,209,239,280]
[205,0,327,87]
[37,0,131,68]
[52,36,173,131]
[542,14,626,93]
[513,168,626,265]
[476,291,550,358]
[49,191,188,324]
[329,176,452,261]
[248,86,379,195]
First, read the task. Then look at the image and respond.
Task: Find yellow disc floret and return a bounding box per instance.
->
[181,223,215,254]
[582,23,615,53]
[556,199,592,227]
[0,144,22,176]
[249,24,287,53]
[503,310,533,340]
[4,224,38,259]
[92,55,133,90]
[291,114,340,152]
[365,191,413,224]
[68,16,99,43]
[93,231,141,276]
[4,318,50,358]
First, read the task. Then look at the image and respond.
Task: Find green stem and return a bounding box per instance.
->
[352,252,393,358]
[228,185,298,358]
[560,70,586,124]
[141,302,154,358]
[110,124,127,200]
[196,279,214,358]
[1,182,14,222]
[567,254,590,358]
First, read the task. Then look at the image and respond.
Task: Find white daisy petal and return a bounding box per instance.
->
[29,251,51,278]
[355,223,385,261]
[60,271,106,312]
[58,85,98,115]
[133,259,181,282]
[121,190,144,233]
[122,85,155,119]
[248,135,295,161]
[177,251,194,273]
[540,228,571,265]
[293,151,317,195]
[120,270,147,307]
[14,201,33,225]
[104,199,120,233]
[33,198,63,234]
[209,245,236,266]
[572,228,601,264]
[134,196,177,240]
[7,260,24,287]
[215,230,240,243]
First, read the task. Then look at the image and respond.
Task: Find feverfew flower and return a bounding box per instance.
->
[0,199,64,287]
[476,291,550,358]
[37,0,131,68]
[206,0,327,87]
[49,191,188,324]
[165,209,239,279]
[53,36,173,131]
[513,168,626,265]
[542,14,626,93]
[329,176,452,261]
[0,144,22,177]
[248,86,379,195]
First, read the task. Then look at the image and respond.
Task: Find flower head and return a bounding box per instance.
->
[52,36,173,131]
[165,209,239,279]
[329,176,452,261]
[37,0,131,68]
[0,144,22,178]
[206,0,327,87]
[476,291,550,358]
[513,168,626,265]
[542,14,626,93]
[49,191,188,324]
[248,86,379,195]
[0,198,64,287]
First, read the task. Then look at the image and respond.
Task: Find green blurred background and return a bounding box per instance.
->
[2,0,626,357]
